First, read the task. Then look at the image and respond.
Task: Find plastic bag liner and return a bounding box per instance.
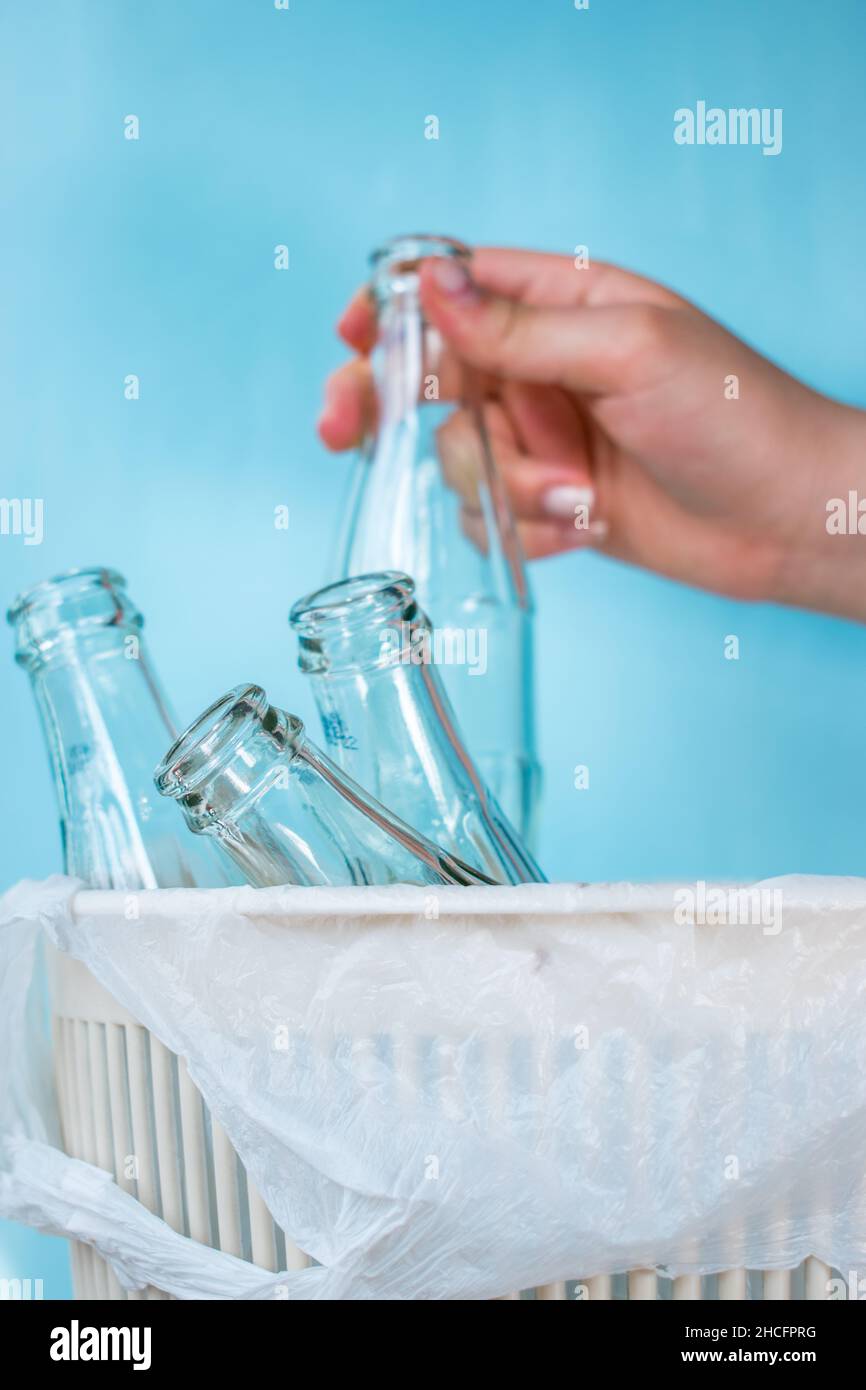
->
[2,873,866,1300]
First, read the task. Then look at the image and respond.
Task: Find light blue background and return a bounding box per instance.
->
[2,0,864,1298]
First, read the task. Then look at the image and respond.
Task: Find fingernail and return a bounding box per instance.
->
[429,257,479,302]
[542,484,595,525]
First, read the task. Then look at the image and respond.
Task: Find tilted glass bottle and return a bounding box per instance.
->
[8,567,231,889]
[336,234,541,844]
[289,571,545,884]
[154,684,494,888]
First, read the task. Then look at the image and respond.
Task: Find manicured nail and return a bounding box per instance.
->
[429,257,479,302]
[542,484,595,524]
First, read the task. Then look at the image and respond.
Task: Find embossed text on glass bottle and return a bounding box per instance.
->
[290,571,545,884]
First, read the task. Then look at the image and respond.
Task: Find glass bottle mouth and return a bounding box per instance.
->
[290,571,428,674]
[154,683,304,804]
[369,233,471,300]
[7,566,141,668]
[291,571,417,632]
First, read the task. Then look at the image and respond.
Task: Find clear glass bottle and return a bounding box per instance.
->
[290,571,545,884]
[8,567,231,889]
[154,684,495,888]
[336,233,541,845]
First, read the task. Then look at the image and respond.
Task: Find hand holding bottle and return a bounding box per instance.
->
[321,247,866,623]
[333,237,540,840]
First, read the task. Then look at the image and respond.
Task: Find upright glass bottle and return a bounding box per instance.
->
[154,684,494,888]
[8,567,230,889]
[290,571,545,884]
[336,233,541,844]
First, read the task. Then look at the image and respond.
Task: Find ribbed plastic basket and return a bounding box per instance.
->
[50,948,310,1299]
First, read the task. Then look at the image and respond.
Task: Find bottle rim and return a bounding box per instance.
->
[7,566,126,627]
[369,233,471,273]
[154,683,304,800]
[289,570,416,633]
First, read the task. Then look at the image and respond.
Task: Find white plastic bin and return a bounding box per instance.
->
[49,949,310,1300]
[44,880,851,1301]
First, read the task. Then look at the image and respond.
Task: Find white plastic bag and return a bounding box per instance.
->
[2,873,866,1299]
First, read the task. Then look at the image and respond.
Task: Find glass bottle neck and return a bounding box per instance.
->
[290,574,544,885]
[9,568,224,889]
[291,573,487,778]
[375,290,428,422]
[30,640,179,886]
[369,234,471,423]
[155,686,304,835]
[155,684,492,887]
[293,571,422,677]
[369,233,471,306]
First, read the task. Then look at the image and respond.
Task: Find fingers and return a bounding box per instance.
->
[419,258,677,398]
[437,402,520,510]
[335,244,682,349]
[498,381,587,463]
[471,247,685,311]
[319,344,468,451]
[462,509,607,561]
[326,247,683,466]
[333,247,682,358]
[320,328,489,452]
[501,468,601,529]
[336,287,377,353]
[438,401,597,525]
[328,247,683,424]
[518,518,609,559]
[318,358,375,450]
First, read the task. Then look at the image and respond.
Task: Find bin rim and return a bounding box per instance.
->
[69,874,866,922]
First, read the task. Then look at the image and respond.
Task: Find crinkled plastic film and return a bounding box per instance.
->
[1,874,865,1299]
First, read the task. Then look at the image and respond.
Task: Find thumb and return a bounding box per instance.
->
[419,257,657,396]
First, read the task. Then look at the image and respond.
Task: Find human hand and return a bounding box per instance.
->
[320,247,866,621]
